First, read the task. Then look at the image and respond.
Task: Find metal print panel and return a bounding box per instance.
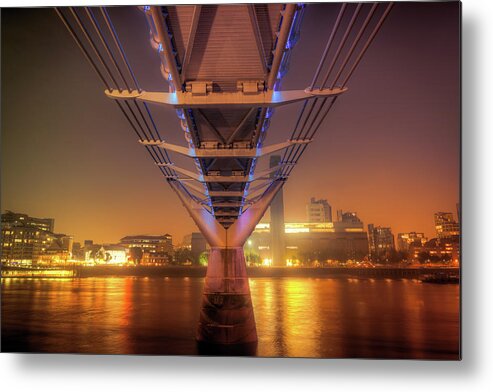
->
[1,1,461,359]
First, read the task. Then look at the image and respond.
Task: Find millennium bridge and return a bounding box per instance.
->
[56,2,393,346]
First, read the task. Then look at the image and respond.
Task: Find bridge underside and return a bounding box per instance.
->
[141,3,304,346]
[141,4,303,230]
[58,2,392,347]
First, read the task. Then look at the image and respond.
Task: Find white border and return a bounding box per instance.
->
[2,0,493,390]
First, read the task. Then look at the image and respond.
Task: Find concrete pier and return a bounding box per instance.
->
[196,247,257,345]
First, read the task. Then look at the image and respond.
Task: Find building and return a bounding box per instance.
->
[1,211,69,265]
[434,212,460,239]
[307,198,332,223]
[1,224,47,265]
[397,232,427,252]
[1,210,54,232]
[367,224,395,262]
[38,234,74,265]
[337,211,364,230]
[72,242,84,260]
[120,234,173,265]
[270,155,286,266]
[84,244,128,265]
[190,232,207,264]
[249,211,369,265]
[408,237,460,265]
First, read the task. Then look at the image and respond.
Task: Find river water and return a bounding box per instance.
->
[1,276,460,359]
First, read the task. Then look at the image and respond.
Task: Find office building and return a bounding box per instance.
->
[1,210,54,233]
[307,198,332,223]
[397,232,427,252]
[368,224,395,262]
[434,212,460,238]
[249,211,369,265]
[1,211,61,265]
[120,234,173,265]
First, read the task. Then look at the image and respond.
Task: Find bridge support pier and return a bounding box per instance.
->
[197,247,257,346]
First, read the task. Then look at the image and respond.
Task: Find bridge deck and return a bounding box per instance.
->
[144,4,302,227]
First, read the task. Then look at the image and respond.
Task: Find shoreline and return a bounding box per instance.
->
[1,265,460,279]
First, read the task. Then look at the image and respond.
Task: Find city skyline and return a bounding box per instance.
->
[2,3,459,244]
[1,1,461,361]
[0,201,459,247]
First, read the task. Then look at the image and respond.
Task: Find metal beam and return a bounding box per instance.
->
[214,211,239,217]
[169,180,227,247]
[210,201,247,208]
[247,179,277,194]
[149,6,182,89]
[248,5,268,76]
[253,162,294,179]
[226,180,284,247]
[160,163,249,183]
[181,5,201,80]
[196,109,227,144]
[179,181,210,197]
[267,4,296,90]
[225,108,257,145]
[141,139,311,158]
[105,87,347,108]
[157,163,200,181]
[209,190,244,198]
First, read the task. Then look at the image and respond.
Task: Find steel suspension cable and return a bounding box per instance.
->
[80,7,175,176]
[340,2,394,87]
[55,8,170,177]
[330,3,379,89]
[280,3,362,177]
[85,7,131,91]
[100,7,142,92]
[278,3,351,176]
[319,3,362,90]
[284,2,394,179]
[279,3,348,170]
[69,7,121,91]
[309,3,347,90]
[55,8,111,91]
[96,7,177,176]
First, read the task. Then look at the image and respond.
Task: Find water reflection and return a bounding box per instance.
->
[1,276,459,358]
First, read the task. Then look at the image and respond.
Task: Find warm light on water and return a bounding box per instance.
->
[1,277,459,358]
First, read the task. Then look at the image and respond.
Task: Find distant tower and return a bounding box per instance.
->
[307,197,332,223]
[434,212,460,239]
[269,155,285,267]
[191,232,207,265]
[367,224,395,262]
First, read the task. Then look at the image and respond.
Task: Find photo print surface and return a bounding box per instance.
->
[1,2,460,359]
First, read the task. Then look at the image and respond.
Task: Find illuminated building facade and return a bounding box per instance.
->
[249,213,369,264]
[37,234,74,265]
[408,237,460,264]
[307,198,332,223]
[120,234,173,265]
[397,232,427,252]
[367,224,395,262]
[1,210,54,233]
[1,211,71,265]
[84,244,128,265]
[434,212,460,238]
[1,225,46,265]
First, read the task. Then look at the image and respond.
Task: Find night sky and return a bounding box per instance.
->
[1,2,460,245]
